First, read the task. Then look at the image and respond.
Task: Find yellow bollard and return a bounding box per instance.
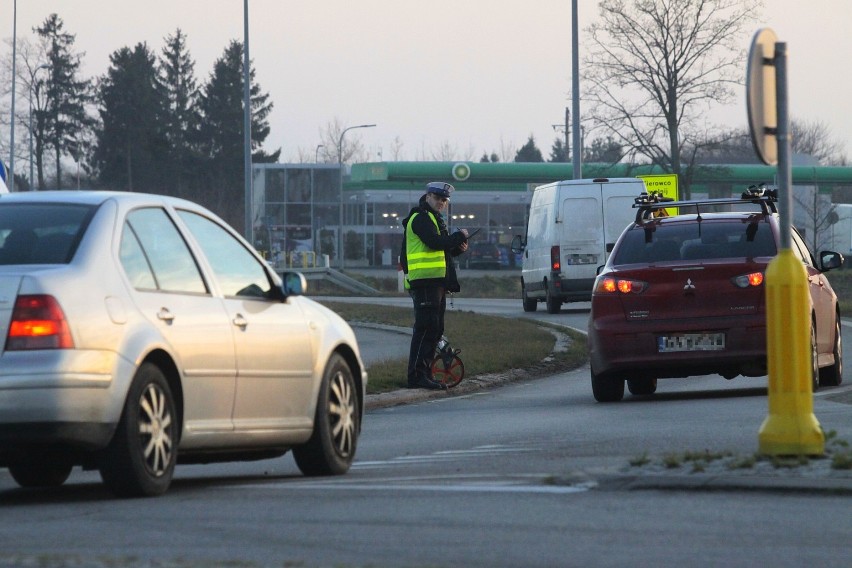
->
[758,248,824,455]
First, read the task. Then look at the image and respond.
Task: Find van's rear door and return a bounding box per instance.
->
[557,183,604,281]
[601,182,641,259]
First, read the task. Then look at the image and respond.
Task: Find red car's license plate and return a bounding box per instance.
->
[658,333,725,352]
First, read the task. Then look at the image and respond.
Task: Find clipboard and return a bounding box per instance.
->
[464,228,481,240]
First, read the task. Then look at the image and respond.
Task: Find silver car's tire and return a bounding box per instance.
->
[294,354,359,476]
[8,461,72,488]
[819,316,843,387]
[99,363,177,497]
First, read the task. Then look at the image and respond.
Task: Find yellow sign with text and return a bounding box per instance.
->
[638,174,679,216]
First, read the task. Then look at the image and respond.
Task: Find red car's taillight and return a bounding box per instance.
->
[594,277,648,295]
[5,295,74,350]
[732,271,764,288]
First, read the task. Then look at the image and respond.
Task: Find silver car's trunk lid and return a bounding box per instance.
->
[0,275,23,354]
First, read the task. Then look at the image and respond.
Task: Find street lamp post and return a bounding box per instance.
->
[315,144,324,163]
[29,64,49,190]
[9,0,18,191]
[571,0,582,179]
[337,124,375,269]
[242,0,252,241]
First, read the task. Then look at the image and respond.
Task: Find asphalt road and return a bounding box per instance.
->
[1,296,850,567]
[2,361,849,567]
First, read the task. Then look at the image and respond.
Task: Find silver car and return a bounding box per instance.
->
[0,191,366,497]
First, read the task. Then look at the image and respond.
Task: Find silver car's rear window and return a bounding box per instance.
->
[613,220,777,265]
[0,203,95,265]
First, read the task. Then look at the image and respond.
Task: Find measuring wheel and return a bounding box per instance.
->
[431,347,465,389]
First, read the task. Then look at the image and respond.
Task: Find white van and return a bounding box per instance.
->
[512,177,646,313]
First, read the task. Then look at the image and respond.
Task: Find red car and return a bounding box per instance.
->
[588,189,844,402]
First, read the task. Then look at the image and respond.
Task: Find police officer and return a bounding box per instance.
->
[400,182,469,389]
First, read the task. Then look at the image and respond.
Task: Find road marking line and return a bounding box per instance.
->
[233,477,596,495]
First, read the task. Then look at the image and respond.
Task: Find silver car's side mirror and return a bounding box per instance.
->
[281,271,307,297]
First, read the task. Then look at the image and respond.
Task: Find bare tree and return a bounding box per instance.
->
[497,136,516,163]
[584,0,761,198]
[388,136,405,161]
[0,37,54,189]
[794,185,838,253]
[319,117,370,164]
[791,119,848,166]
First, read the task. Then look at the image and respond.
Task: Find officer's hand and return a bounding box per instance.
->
[458,241,468,252]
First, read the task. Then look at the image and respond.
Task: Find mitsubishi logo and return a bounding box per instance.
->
[683,278,696,292]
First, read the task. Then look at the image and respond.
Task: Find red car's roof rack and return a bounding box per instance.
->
[633,185,778,224]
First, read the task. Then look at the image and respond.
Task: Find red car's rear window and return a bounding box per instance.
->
[613,219,777,265]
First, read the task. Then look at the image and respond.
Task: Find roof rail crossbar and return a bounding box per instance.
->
[632,187,778,224]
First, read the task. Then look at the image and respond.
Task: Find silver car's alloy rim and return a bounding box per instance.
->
[329,370,356,458]
[138,383,174,477]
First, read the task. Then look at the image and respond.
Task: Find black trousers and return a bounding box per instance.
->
[407,286,446,384]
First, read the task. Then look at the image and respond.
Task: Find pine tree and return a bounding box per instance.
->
[197,40,279,231]
[158,29,201,197]
[94,43,169,192]
[549,138,568,162]
[514,136,544,163]
[34,14,92,189]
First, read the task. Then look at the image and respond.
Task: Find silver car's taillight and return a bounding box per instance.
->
[5,295,74,350]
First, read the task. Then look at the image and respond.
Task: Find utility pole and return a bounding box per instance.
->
[571,0,582,179]
[552,106,570,162]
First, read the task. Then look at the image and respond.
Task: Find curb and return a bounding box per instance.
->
[365,367,535,411]
[357,321,572,411]
[595,473,852,495]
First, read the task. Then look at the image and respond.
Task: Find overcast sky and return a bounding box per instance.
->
[4,0,849,164]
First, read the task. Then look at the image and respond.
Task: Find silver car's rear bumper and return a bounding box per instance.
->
[0,349,135,451]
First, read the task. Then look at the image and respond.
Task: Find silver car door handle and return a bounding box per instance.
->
[157,308,175,323]
[232,314,248,329]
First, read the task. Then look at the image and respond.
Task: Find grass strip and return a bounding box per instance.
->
[319,300,587,393]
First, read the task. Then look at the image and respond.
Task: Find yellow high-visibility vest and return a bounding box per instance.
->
[405,211,446,289]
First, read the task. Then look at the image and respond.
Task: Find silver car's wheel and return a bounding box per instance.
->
[294,354,360,476]
[819,316,843,387]
[99,363,177,497]
[8,461,72,488]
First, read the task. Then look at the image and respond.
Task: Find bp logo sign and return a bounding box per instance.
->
[452,162,471,181]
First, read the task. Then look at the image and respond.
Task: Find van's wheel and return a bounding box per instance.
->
[522,281,537,312]
[545,285,561,314]
[819,316,843,387]
[99,363,177,497]
[591,368,624,402]
[294,354,360,476]
[8,460,73,488]
[627,378,657,396]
